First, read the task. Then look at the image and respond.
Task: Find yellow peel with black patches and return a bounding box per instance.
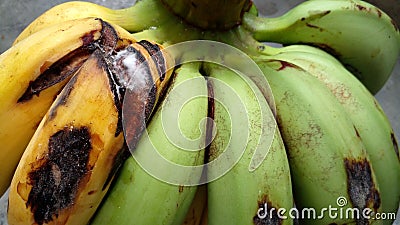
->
[0,18,107,196]
[8,51,125,225]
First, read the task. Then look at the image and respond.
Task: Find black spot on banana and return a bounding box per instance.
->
[17,48,92,103]
[27,126,92,225]
[345,159,381,218]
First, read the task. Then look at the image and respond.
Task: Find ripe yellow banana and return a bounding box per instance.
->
[8,50,125,225]
[0,17,133,196]
[13,0,171,45]
[7,37,174,225]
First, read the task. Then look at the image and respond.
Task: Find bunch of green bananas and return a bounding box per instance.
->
[0,0,399,224]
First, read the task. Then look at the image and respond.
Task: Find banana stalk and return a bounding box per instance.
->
[243,0,400,94]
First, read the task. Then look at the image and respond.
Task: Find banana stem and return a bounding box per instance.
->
[161,0,252,30]
[242,12,288,42]
[112,0,173,32]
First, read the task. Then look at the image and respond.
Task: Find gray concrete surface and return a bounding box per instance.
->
[0,0,399,224]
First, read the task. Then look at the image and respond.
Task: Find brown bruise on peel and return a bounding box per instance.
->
[204,76,215,164]
[25,126,92,225]
[354,126,361,138]
[18,19,122,104]
[266,60,303,72]
[47,73,79,121]
[122,87,151,151]
[344,158,381,225]
[299,10,331,24]
[277,61,301,71]
[137,40,167,82]
[253,197,282,225]
[18,47,93,103]
[112,44,157,142]
[305,23,324,32]
[98,20,120,54]
[391,132,399,159]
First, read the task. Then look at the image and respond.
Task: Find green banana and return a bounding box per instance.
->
[90,62,208,225]
[205,63,293,225]
[0,17,132,196]
[1,0,400,224]
[257,59,382,225]
[257,44,400,223]
[244,0,400,94]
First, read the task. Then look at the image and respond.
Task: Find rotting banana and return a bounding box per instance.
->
[0,17,134,196]
[90,62,208,225]
[257,60,383,225]
[205,63,293,225]
[244,0,400,94]
[7,37,174,225]
[257,44,400,223]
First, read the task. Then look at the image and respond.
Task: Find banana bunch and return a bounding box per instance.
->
[0,0,399,225]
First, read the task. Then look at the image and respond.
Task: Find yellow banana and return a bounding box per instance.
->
[0,17,132,196]
[257,59,382,225]
[8,37,174,224]
[13,0,171,45]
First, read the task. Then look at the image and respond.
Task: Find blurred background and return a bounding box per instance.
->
[0,0,399,224]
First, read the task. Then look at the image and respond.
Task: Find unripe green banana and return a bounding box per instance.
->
[257,59,382,225]
[90,62,208,225]
[244,0,400,94]
[0,17,132,196]
[258,44,400,223]
[205,63,293,225]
